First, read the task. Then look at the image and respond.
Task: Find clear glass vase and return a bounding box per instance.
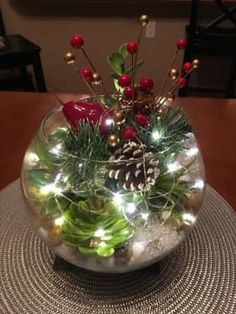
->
[21,101,205,273]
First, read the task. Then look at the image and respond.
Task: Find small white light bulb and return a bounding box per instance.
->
[182,213,196,225]
[141,213,149,220]
[94,228,105,238]
[167,162,181,173]
[105,118,114,126]
[192,179,204,189]
[41,183,62,195]
[152,130,161,141]
[186,147,199,157]
[54,216,64,226]
[113,193,123,206]
[126,203,136,214]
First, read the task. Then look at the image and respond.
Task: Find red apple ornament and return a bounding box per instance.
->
[63,101,105,130]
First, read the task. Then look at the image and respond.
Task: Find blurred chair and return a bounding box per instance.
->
[180,0,236,98]
[0,9,46,92]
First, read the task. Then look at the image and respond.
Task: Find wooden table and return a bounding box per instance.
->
[0,91,235,209]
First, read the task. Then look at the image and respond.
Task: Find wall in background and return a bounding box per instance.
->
[1,1,190,93]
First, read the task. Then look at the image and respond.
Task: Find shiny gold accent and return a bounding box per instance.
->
[64,52,75,64]
[114,111,125,125]
[139,15,149,26]
[92,72,102,85]
[108,134,120,147]
[169,68,179,80]
[192,59,200,68]
[167,93,175,101]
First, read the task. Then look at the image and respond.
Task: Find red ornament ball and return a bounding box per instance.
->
[183,62,192,72]
[118,74,132,87]
[176,38,187,50]
[80,68,92,80]
[70,34,84,49]
[177,77,187,88]
[127,41,138,54]
[122,127,137,140]
[135,112,149,127]
[124,86,136,99]
[139,77,154,92]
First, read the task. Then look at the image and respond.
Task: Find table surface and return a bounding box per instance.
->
[0,91,235,209]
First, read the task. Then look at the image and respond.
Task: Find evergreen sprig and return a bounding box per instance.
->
[64,120,109,161]
[62,121,110,188]
[136,106,193,158]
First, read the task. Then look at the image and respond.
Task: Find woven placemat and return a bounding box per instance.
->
[0,180,235,314]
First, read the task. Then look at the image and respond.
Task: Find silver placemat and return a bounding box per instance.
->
[0,180,235,314]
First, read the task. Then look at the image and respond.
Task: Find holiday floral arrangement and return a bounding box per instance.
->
[21,15,205,273]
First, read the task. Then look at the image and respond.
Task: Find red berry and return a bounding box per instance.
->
[176,38,187,50]
[124,86,136,99]
[70,34,84,49]
[183,62,192,72]
[118,74,132,87]
[122,127,137,140]
[135,112,149,127]
[177,77,187,88]
[80,68,92,80]
[139,77,154,92]
[127,41,138,54]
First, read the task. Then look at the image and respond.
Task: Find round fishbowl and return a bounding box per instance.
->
[21,99,205,273]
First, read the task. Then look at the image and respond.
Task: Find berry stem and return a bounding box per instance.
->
[158,49,178,98]
[81,47,108,96]
[157,67,194,106]
[73,63,98,99]
[48,88,65,106]
[81,47,97,72]
[133,25,145,89]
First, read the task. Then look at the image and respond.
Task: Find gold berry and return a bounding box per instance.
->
[192,59,200,68]
[92,72,102,85]
[139,15,149,26]
[169,68,179,80]
[64,52,75,64]
[108,134,120,147]
[167,93,175,102]
[114,111,125,124]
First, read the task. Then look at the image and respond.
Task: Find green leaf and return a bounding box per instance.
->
[79,247,97,255]
[114,79,123,92]
[107,52,125,75]
[34,137,55,171]
[110,73,119,79]
[96,246,114,257]
[45,196,59,215]
[119,42,128,59]
[44,195,70,216]
[26,169,51,187]
[125,60,144,75]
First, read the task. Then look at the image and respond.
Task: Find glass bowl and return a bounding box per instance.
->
[21,101,205,273]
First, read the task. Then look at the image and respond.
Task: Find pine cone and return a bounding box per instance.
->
[108,141,160,192]
[135,91,157,114]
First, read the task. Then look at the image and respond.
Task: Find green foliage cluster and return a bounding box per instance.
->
[107,43,143,82]
[62,197,134,257]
